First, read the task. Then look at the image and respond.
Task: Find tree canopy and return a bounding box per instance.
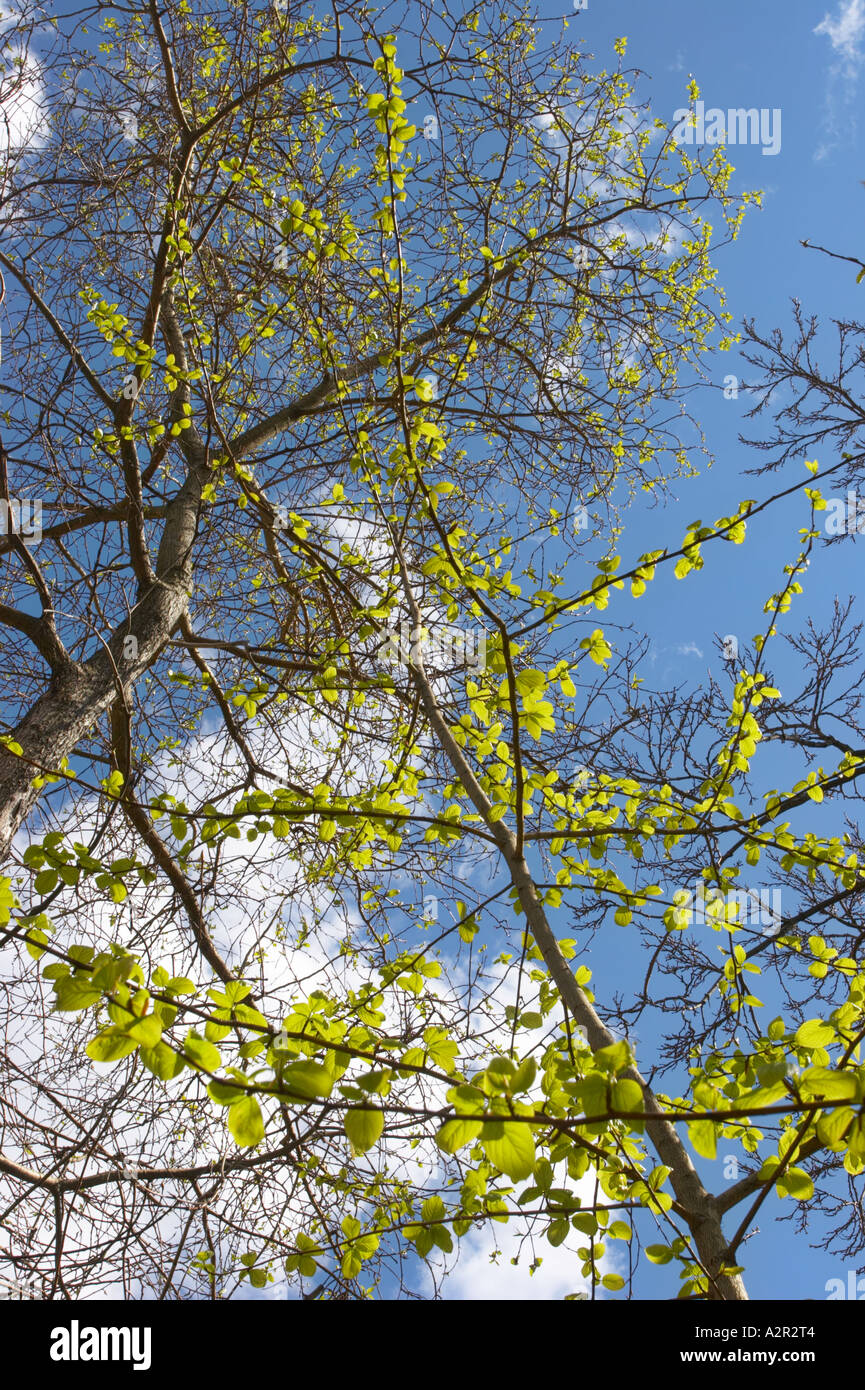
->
[0,0,863,1303]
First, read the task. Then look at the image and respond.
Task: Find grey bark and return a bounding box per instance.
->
[0,489,204,863]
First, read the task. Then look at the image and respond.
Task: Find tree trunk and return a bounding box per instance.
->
[402,604,748,1299]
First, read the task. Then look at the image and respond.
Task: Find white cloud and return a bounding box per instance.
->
[445,1221,591,1299]
[1,606,638,1298]
[674,641,703,659]
[813,0,865,158]
[528,109,571,154]
[0,52,46,154]
[815,0,865,61]
[442,1168,626,1300]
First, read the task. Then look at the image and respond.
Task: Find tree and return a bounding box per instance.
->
[1,0,860,1303]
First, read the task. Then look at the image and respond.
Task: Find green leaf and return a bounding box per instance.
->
[208,1077,247,1105]
[341,1227,379,1278]
[344,1106,384,1154]
[278,1060,334,1101]
[183,1034,222,1071]
[105,769,125,797]
[24,928,49,961]
[817,1106,855,1149]
[422,1195,446,1223]
[775,1166,814,1201]
[645,1244,674,1264]
[168,976,196,995]
[435,1117,483,1154]
[571,1212,597,1236]
[53,974,101,1013]
[547,1218,570,1247]
[480,1120,536,1180]
[798,1067,859,1101]
[593,1041,631,1075]
[611,1078,643,1113]
[580,628,612,667]
[794,1019,835,1049]
[515,668,546,698]
[688,1118,718,1160]
[510,1056,537,1093]
[127,1014,162,1047]
[228,1095,265,1148]
[431,1225,453,1253]
[458,916,479,943]
[286,1232,322,1278]
[139,1041,185,1080]
[86,1028,138,1062]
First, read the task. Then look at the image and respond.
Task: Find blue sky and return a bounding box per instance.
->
[257,0,865,1303]
[4,0,862,1304]
[380,1,865,1303]
[517,0,865,1301]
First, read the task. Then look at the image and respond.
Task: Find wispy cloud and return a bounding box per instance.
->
[674,642,703,659]
[813,0,865,159]
[815,0,865,60]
